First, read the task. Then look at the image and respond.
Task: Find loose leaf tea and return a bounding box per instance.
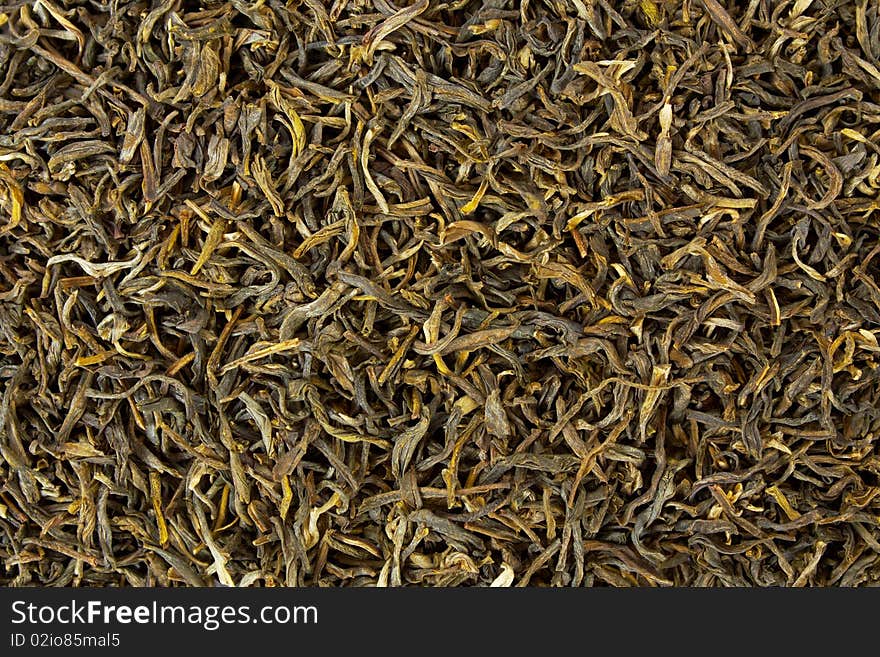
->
[2,0,880,587]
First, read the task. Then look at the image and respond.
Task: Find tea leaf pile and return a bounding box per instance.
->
[2,0,880,586]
